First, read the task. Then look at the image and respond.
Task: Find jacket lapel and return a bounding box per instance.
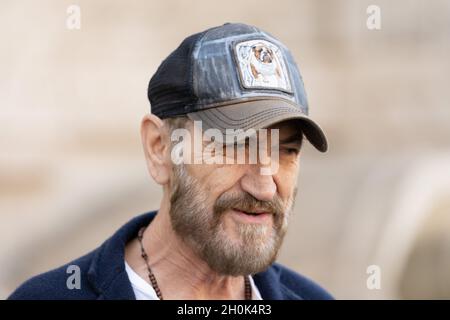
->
[253,266,303,300]
[87,211,158,300]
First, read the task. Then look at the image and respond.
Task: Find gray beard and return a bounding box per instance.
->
[168,164,296,276]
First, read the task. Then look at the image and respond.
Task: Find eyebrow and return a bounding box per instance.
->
[279,133,303,145]
[202,132,303,146]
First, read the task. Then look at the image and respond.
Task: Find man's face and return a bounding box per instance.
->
[168,120,302,276]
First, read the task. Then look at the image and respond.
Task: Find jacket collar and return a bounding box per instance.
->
[86,211,301,300]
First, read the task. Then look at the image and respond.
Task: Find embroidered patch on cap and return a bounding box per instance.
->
[234,39,292,93]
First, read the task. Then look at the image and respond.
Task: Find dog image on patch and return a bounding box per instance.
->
[235,39,291,92]
[250,45,281,84]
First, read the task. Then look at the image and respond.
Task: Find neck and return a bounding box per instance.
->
[125,195,247,299]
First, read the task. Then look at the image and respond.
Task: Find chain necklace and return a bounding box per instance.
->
[137,226,252,300]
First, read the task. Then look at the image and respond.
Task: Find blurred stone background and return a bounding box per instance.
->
[1,0,449,299]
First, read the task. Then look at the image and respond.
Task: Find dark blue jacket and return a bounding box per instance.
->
[8,211,333,300]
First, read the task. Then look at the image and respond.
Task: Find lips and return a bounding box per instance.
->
[231,208,272,224]
[233,208,270,216]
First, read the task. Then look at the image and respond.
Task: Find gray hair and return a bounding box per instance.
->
[162,116,190,133]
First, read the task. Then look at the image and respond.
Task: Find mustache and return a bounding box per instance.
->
[213,192,285,217]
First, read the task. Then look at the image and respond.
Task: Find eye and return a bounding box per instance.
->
[281,147,300,155]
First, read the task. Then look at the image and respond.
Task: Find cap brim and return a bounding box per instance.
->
[187,99,328,152]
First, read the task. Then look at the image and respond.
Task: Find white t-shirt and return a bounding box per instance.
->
[125,261,263,300]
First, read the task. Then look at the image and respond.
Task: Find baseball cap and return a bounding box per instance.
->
[148,23,328,152]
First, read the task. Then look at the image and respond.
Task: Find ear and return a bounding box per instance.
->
[140,114,171,185]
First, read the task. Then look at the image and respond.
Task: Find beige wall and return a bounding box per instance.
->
[1,0,450,299]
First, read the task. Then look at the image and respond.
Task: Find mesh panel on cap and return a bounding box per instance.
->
[148,31,206,118]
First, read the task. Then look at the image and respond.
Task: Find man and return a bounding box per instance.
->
[9,23,332,300]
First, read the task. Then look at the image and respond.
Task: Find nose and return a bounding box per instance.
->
[240,167,277,202]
